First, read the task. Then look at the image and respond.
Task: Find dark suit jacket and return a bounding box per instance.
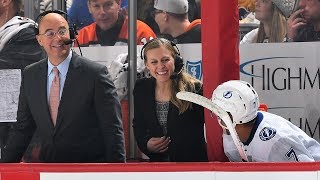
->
[133,78,208,162]
[0,52,125,163]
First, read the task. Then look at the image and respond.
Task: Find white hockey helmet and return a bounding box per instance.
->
[212,80,260,126]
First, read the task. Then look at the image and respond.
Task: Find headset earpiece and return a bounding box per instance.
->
[174,55,184,73]
[170,41,184,74]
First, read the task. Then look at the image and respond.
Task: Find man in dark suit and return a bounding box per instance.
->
[0,11,126,163]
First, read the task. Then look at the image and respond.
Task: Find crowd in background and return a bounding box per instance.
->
[28,0,201,44]
[239,0,320,43]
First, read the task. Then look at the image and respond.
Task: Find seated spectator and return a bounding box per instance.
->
[133,38,208,162]
[240,0,296,44]
[153,0,201,44]
[0,0,45,154]
[177,80,320,162]
[77,0,156,46]
[287,0,320,42]
[67,0,127,29]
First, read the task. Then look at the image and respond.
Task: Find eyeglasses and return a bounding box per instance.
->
[151,9,165,18]
[38,28,68,39]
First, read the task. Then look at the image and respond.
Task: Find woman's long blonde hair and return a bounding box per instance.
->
[142,38,202,114]
[255,4,287,43]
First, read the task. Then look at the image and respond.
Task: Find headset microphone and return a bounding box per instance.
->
[64,39,74,45]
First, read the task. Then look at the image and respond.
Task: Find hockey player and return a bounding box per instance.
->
[177,80,320,162]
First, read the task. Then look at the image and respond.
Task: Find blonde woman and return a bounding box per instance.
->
[240,0,296,43]
[133,38,207,162]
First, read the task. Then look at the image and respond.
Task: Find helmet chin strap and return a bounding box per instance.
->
[176,91,249,162]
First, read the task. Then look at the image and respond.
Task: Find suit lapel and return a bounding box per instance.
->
[55,52,82,131]
[38,60,55,130]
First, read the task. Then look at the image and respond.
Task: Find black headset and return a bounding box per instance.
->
[140,38,184,77]
[34,10,77,40]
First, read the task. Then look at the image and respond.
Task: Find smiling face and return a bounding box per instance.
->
[145,46,175,83]
[88,0,120,31]
[36,13,70,65]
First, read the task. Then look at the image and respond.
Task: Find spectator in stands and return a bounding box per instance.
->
[0,0,45,152]
[77,0,156,46]
[67,0,128,30]
[133,38,207,162]
[240,0,296,44]
[178,80,320,162]
[152,0,201,44]
[287,0,320,42]
[0,11,125,163]
[137,0,200,38]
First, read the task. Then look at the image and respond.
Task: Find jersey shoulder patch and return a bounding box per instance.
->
[259,127,277,141]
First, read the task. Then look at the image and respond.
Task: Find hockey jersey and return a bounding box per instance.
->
[77,15,156,46]
[223,111,320,162]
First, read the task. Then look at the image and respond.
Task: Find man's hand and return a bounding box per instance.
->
[287,9,307,41]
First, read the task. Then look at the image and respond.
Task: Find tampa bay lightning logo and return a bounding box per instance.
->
[259,127,276,141]
[223,91,233,99]
[186,60,202,80]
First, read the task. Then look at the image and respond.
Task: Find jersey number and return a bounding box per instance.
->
[286,148,299,162]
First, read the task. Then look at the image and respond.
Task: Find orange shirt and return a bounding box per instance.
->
[77,17,156,46]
